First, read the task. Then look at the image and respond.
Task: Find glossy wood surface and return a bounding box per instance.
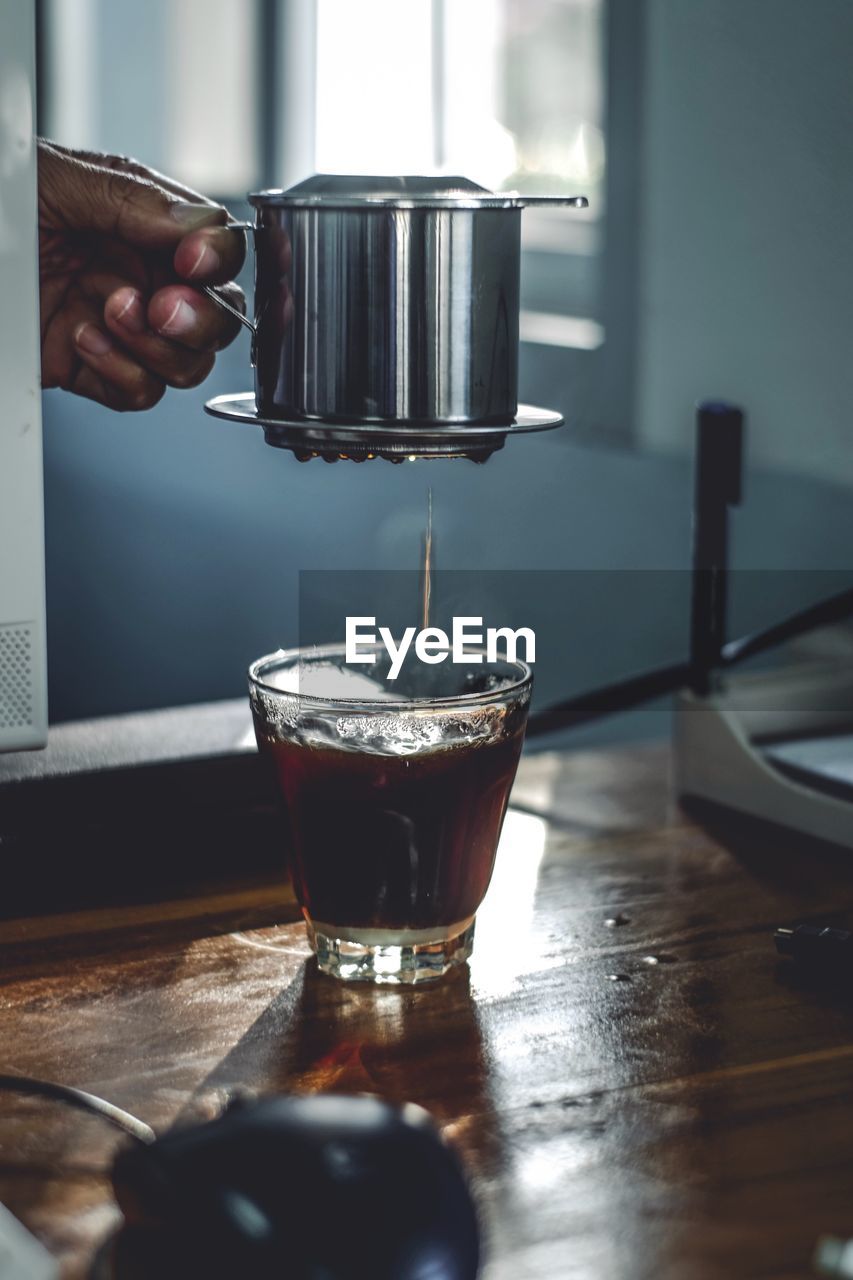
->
[2,742,853,1278]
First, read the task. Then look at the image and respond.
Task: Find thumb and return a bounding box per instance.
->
[38,141,225,250]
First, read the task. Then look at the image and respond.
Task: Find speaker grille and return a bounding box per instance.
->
[0,624,34,730]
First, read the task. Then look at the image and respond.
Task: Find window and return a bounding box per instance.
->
[309,0,605,358]
[311,0,603,201]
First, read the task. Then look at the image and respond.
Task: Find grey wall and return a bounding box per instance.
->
[635,0,853,484]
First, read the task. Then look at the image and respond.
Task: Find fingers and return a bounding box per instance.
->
[72,320,166,412]
[104,287,217,388]
[173,224,247,286]
[61,273,243,409]
[38,139,227,251]
[40,284,166,412]
[53,287,164,411]
[39,138,246,278]
[39,138,245,292]
[146,282,247,351]
[70,362,161,414]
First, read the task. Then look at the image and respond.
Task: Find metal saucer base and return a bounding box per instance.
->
[204,393,564,462]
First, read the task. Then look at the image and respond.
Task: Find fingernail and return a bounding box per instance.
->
[74,323,112,356]
[112,288,146,334]
[157,297,197,336]
[185,237,221,279]
[171,201,223,229]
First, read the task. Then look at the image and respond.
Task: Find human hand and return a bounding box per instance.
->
[37,139,247,411]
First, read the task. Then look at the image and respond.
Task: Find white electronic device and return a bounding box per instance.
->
[675,661,853,847]
[0,0,48,752]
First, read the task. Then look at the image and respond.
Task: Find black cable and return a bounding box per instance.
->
[526,585,853,739]
[721,586,853,669]
[526,660,690,737]
[688,403,744,695]
[0,1072,155,1145]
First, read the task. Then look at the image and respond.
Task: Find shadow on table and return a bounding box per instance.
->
[682,796,853,900]
[191,958,505,1179]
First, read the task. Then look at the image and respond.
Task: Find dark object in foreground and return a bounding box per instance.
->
[774,924,853,971]
[106,1094,480,1279]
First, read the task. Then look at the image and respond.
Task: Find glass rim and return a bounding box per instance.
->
[247,642,533,713]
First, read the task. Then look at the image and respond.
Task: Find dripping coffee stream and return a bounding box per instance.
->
[421,488,433,634]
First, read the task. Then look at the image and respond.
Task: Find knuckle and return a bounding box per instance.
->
[104,170,160,238]
[187,356,216,388]
[103,172,138,232]
[166,366,193,390]
[169,357,214,390]
[129,377,165,411]
[112,153,147,177]
[95,171,140,239]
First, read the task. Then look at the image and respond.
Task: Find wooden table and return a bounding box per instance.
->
[2,739,853,1278]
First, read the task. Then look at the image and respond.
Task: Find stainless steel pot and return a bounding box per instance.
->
[222,174,587,426]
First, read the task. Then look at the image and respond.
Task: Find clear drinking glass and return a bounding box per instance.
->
[249,644,532,984]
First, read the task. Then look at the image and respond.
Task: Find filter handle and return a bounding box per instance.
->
[201,285,255,336]
[201,219,258,359]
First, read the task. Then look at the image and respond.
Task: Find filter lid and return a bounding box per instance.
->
[249,173,587,211]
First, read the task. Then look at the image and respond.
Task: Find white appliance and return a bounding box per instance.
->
[0,0,47,751]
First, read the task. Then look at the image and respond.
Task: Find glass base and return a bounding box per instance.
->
[307,918,476,985]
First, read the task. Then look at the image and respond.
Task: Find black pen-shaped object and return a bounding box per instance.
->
[689,401,744,697]
[775,924,853,968]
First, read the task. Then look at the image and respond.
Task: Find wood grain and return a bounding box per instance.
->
[2,741,853,1279]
